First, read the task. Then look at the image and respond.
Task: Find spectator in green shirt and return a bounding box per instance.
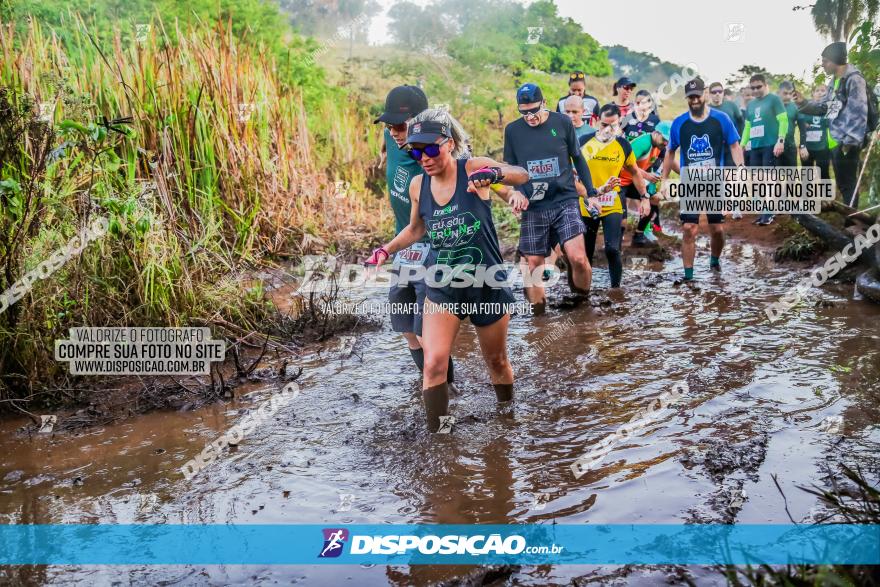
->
[797,85,832,179]
[741,74,789,225]
[778,81,800,167]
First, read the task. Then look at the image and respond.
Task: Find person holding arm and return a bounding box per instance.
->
[373,85,464,386]
[795,42,871,208]
[365,109,529,432]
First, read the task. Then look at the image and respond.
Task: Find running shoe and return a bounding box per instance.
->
[643,227,658,243]
[631,232,649,246]
[732,211,743,220]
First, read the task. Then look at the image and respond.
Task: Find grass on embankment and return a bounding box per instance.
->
[0,16,384,408]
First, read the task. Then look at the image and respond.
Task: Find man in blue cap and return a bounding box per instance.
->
[503,83,606,311]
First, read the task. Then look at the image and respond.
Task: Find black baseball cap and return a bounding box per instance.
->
[375,85,428,125]
[516,83,544,104]
[685,78,706,97]
[568,71,586,83]
[406,120,452,145]
[613,77,636,95]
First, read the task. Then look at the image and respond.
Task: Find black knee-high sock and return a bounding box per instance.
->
[494,383,514,402]
[607,247,623,287]
[409,348,424,372]
[650,204,660,228]
[446,357,455,383]
[422,383,450,432]
[636,214,651,232]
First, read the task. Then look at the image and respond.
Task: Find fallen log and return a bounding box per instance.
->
[793,214,853,252]
[821,200,878,226]
[792,215,880,305]
[856,268,880,303]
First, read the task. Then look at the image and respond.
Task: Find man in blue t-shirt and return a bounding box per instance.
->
[661,78,744,281]
[374,85,456,386]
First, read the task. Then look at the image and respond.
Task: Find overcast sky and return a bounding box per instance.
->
[367,0,831,83]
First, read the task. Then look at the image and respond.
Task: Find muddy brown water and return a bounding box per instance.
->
[1,225,879,586]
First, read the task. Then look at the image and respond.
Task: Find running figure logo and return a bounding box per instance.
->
[318,528,349,558]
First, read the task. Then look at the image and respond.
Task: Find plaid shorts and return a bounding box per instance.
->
[518,199,585,257]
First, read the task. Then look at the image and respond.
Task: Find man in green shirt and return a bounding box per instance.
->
[778,81,800,167]
[741,74,789,225]
[709,82,744,133]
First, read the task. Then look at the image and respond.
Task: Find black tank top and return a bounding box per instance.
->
[418,159,506,272]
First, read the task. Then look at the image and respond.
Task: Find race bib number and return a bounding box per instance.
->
[597,190,617,207]
[805,130,823,143]
[527,157,560,179]
[394,242,430,267]
[530,181,549,201]
[827,99,842,120]
[689,159,716,169]
[750,125,765,138]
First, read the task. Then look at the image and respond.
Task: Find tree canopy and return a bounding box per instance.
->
[387,0,611,77]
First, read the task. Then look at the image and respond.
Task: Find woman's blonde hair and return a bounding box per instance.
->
[409,108,470,159]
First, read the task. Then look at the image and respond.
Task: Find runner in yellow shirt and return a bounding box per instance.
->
[578,104,649,289]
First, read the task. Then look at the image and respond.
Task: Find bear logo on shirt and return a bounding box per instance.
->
[687,134,714,163]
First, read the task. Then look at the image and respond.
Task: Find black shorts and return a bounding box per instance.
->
[679,213,724,225]
[425,282,516,327]
[621,184,642,200]
[388,267,426,336]
[519,200,585,257]
[620,185,641,219]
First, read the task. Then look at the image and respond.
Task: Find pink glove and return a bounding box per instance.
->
[364,246,390,266]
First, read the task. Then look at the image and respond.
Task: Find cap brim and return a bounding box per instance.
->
[406,132,444,145]
[374,112,410,125]
[685,90,703,97]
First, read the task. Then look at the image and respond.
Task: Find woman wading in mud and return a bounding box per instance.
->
[365,109,530,432]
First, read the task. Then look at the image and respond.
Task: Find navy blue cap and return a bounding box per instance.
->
[613,77,636,96]
[516,83,544,105]
[406,120,452,145]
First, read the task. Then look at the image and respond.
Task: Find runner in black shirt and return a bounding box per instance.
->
[504,83,606,312]
[365,109,531,432]
[621,90,660,141]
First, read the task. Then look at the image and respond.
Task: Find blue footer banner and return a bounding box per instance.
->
[1,524,878,565]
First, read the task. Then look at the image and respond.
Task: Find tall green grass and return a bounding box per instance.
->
[0,15,384,402]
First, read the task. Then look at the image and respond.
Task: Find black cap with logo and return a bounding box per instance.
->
[374,85,429,125]
[684,78,706,97]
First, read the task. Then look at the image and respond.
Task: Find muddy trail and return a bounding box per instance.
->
[1,219,879,586]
